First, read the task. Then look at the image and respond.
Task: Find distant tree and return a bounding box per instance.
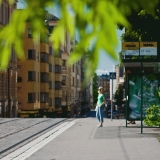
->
[114,85,124,106]
[92,73,98,105]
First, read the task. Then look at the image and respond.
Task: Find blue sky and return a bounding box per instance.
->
[96,29,124,75]
[17,1,124,75]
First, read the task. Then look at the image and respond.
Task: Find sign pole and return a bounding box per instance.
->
[141,62,143,133]
[111,77,113,121]
[109,72,116,121]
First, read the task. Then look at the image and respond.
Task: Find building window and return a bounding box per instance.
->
[59,50,62,58]
[55,65,61,73]
[28,93,36,103]
[55,49,62,58]
[119,67,124,77]
[49,98,52,106]
[1,4,4,24]
[28,71,36,81]
[40,92,49,103]
[72,77,74,86]
[76,67,79,74]
[27,28,32,37]
[55,81,61,90]
[40,52,49,63]
[40,33,49,43]
[11,45,16,62]
[62,76,66,86]
[1,75,4,95]
[49,63,52,72]
[28,49,36,60]
[55,98,61,108]
[49,46,52,55]
[62,60,66,70]
[40,72,49,83]
[17,77,22,82]
[49,81,52,89]
[72,64,74,72]
[5,7,8,24]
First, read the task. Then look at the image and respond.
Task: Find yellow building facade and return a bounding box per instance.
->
[17,22,62,118]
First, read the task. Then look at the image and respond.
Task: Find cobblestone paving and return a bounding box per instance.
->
[0,118,66,155]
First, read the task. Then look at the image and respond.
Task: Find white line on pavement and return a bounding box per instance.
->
[1,121,75,160]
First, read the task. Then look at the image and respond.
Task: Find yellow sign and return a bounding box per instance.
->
[122,42,139,50]
[140,42,157,47]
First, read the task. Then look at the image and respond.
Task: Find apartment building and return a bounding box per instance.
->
[97,74,110,98]
[115,65,125,90]
[17,20,62,117]
[48,15,83,110]
[0,0,17,117]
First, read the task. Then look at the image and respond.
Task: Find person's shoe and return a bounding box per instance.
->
[96,125,102,127]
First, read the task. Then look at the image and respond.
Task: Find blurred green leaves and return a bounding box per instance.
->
[144,105,160,127]
[0,0,159,82]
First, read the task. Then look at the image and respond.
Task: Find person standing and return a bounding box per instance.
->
[96,86,106,127]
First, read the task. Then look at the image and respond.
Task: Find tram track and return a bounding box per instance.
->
[0,118,70,159]
[0,118,54,139]
[0,118,19,125]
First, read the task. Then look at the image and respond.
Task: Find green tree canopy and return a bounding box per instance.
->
[0,0,159,83]
[120,3,160,42]
[92,73,98,104]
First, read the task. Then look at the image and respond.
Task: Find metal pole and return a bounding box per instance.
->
[111,76,113,121]
[126,73,128,127]
[8,68,10,118]
[141,62,143,133]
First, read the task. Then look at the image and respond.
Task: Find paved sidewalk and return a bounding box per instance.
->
[26,117,160,160]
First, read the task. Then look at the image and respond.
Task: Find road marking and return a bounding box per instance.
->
[1,121,75,160]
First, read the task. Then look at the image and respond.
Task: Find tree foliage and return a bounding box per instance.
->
[0,0,159,83]
[120,3,160,42]
[92,73,98,104]
[144,105,160,127]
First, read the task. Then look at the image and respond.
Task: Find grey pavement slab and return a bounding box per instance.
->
[26,118,160,160]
